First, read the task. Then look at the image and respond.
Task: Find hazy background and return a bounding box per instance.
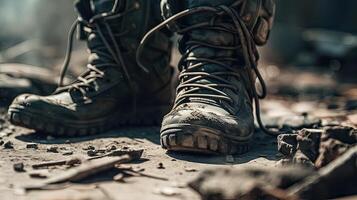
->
[0,0,356,74]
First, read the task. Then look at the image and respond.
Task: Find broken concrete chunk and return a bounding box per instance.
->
[277,134,297,156]
[296,129,323,162]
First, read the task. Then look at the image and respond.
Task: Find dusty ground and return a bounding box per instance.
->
[0,119,278,200]
[0,67,356,200]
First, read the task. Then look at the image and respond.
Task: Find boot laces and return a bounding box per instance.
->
[137,3,281,136]
[56,0,139,100]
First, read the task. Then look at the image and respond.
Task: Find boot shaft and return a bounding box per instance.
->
[74,0,173,93]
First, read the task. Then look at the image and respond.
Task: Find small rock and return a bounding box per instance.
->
[46,146,59,153]
[87,149,98,157]
[26,143,38,149]
[4,141,14,149]
[0,140,4,146]
[157,162,165,169]
[13,163,25,172]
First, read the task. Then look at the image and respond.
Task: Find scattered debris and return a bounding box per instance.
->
[115,165,168,181]
[4,141,14,149]
[26,143,38,149]
[157,162,165,169]
[43,156,132,184]
[13,163,25,172]
[32,158,82,169]
[87,149,143,161]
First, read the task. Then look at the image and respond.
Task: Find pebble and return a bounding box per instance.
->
[13,163,25,172]
[46,146,59,153]
[26,143,38,149]
[87,149,98,157]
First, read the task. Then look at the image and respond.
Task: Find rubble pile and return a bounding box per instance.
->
[190,146,357,200]
[277,126,356,168]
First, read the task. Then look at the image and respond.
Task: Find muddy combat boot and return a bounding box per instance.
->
[8,0,173,136]
[146,0,276,154]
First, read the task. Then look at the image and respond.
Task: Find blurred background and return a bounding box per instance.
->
[0,0,357,105]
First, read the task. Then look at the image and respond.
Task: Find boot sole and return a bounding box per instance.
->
[160,124,251,155]
[8,105,169,137]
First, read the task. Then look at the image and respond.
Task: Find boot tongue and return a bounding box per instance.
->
[180,0,241,106]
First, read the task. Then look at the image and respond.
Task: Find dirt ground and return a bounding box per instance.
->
[0,67,356,200]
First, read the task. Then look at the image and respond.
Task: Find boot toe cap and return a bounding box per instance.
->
[161,102,254,139]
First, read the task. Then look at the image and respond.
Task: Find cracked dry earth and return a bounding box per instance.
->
[0,68,356,200]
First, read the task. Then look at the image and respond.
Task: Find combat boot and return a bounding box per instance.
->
[8,0,173,136]
[141,0,276,154]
